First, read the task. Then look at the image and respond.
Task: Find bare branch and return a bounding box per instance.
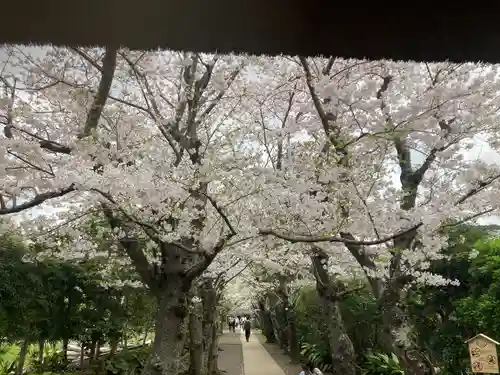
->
[322,57,335,76]
[205,193,237,236]
[219,260,253,288]
[441,207,497,228]
[5,124,72,154]
[80,47,117,137]
[259,223,423,246]
[70,47,104,73]
[299,56,333,135]
[456,173,500,205]
[197,66,242,123]
[0,184,76,215]
[7,150,54,176]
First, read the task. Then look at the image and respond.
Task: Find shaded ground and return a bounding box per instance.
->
[219,332,244,375]
[255,332,302,375]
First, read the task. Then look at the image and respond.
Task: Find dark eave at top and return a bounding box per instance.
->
[1,2,500,63]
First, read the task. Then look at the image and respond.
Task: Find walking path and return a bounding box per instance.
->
[219,331,244,375]
[219,329,290,375]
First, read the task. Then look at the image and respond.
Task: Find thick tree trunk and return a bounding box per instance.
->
[269,310,283,348]
[257,300,276,343]
[311,250,356,375]
[201,278,217,375]
[377,235,427,375]
[38,339,45,363]
[146,284,191,375]
[189,286,204,375]
[379,283,426,375]
[208,318,219,375]
[16,339,29,375]
[277,277,299,361]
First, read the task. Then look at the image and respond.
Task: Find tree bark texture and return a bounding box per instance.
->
[257,299,276,343]
[201,278,217,375]
[189,289,204,375]
[16,339,29,375]
[311,250,356,375]
[147,280,191,375]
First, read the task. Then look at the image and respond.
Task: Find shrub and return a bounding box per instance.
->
[362,352,404,375]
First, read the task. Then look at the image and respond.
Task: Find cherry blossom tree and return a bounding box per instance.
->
[258,57,500,374]
[3,44,500,375]
[0,46,265,375]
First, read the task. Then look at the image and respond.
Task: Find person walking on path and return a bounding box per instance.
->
[243,318,252,342]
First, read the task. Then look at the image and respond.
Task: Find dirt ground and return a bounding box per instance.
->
[256,332,302,375]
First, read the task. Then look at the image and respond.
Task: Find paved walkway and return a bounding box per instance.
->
[240,330,286,375]
[219,331,244,375]
[218,330,287,375]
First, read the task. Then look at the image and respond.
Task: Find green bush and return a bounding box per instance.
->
[0,357,16,375]
[300,342,332,373]
[104,346,151,375]
[362,352,404,375]
[30,352,69,374]
[293,284,380,367]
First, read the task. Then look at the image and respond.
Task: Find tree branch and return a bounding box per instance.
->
[80,47,117,138]
[205,193,237,236]
[456,173,500,205]
[259,223,423,246]
[101,204,156,291]
[0,184,76,215]
[70,47,104,73]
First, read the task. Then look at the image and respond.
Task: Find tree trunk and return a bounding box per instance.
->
[189,291,204,375]
[201,278,217,375]
[38,339,45,363]
[277,277,299,360]
[311,250,356,375]
[208,316,219,375]
[146,283,191,375]
[62,337,69,363]
[89,339,97,362]
[110,338,119,357]
[377,235,426,375]
[379,282,426,375]
[80,343,85,368]
[269,310,283,348]
[16,339,29,375]
[257,300,276,343]
[123,335,128,349]
[288,310,300,362]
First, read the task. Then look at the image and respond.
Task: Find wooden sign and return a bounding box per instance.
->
[466,334,500,373]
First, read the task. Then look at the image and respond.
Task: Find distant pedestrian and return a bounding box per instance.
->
[243,319,252,342]
[228,317,235,332]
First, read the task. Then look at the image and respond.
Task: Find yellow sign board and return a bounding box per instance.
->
[467,334,500,374]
